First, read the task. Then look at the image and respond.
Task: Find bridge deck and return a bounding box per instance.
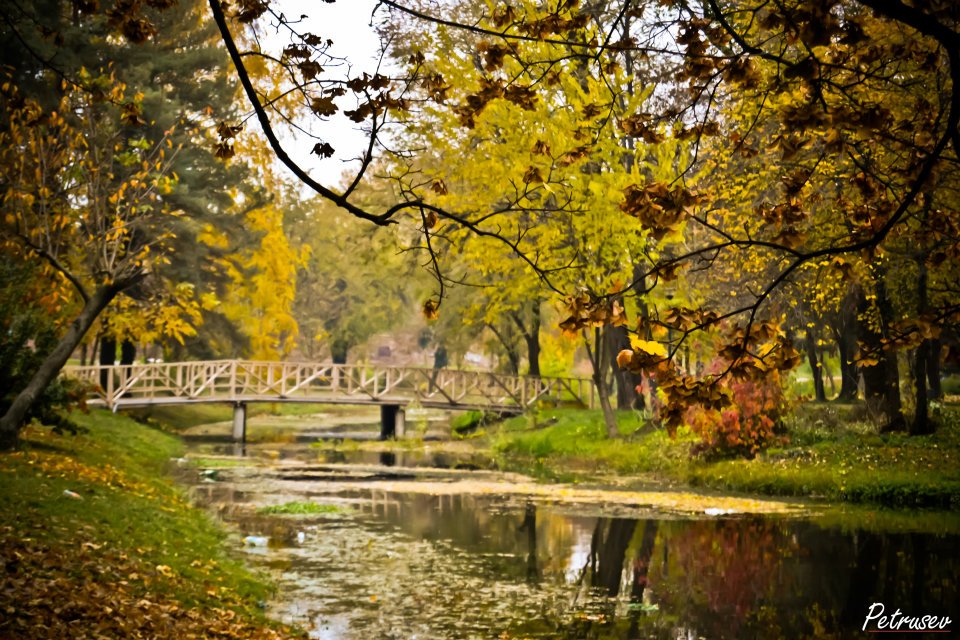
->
[64,360,595,413]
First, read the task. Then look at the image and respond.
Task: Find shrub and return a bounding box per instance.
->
[686,372,789,459]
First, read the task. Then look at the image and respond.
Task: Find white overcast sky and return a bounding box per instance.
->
[262,0,389,188]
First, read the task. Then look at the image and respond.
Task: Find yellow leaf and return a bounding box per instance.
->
[628,338,668,358]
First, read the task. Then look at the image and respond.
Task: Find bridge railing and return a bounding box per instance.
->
[63,360,595,411]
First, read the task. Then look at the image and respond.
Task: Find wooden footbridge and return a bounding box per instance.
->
[63,360,595,441]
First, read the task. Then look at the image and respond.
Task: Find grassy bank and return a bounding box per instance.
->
[128,401,377,433]
[0,410,301,639]
[490,404,960,508]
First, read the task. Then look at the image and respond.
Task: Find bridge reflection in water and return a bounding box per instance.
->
[64,360,595,441]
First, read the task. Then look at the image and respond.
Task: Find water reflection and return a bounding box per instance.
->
[205,482,958,639]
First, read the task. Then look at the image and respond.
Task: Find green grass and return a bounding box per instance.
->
[125,403,234,431]
[0,410,299,635]
[489,405,960,508]
[125,402,342,433]
[492,409,695,478]
[256,501,349,516]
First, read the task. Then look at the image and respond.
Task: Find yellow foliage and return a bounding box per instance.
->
[219,205,306,359]
[628,338,669,358]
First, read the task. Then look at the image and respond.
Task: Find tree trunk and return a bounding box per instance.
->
[804,325,826,402]
[524,301,541,378]
[834,287,860,402]
[911,342,933,435]
[821,347,837,396]
[587,327,618,438]
[508,302,542,377]
[120,339,136,366]
[0,284,121,450]
[858,276,905,431]
[911,263,934,435]
[927,338,943,400]
[607,324,644,410]
[99,334,116,390]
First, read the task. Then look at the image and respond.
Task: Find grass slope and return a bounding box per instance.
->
[0,410,302,639]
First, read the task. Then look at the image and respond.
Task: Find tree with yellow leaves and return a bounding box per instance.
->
[0,76,179,448]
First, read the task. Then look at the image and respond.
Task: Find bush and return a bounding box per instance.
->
[687,373,789,459]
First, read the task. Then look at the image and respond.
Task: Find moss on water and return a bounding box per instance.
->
[256,501,349,516]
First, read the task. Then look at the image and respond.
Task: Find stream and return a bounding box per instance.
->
[183,411,959,639]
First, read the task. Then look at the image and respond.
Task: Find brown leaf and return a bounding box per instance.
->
[214,142,234,160]
[310,96,338,117]
[422,299,440,320]
[522,166,544,184]
[531,140,551,155]
[215,121,242,140]
[311,142,334,158]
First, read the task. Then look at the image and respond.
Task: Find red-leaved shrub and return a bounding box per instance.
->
[686,372,789,458]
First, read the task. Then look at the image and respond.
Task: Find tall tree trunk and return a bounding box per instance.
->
[509,302,542,377]
[331,338,348,365]
[607,324,644,410]
[912,343,932,435]
[120,339,136,366]
[834,287,860,402]
[805,324,827,402]
[99,334,116,390]
[858,275,905,431]
[587,327,618,438]
[927,338,943,400]
[0,284,121,449]
[911,263,934,435]
[821,347,837,397]
[524,301,541,378]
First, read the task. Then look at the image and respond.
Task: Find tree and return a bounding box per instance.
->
[0,78,179,448]
[217,204,305,359]
[8,0,960,440]
[288,196,421,364]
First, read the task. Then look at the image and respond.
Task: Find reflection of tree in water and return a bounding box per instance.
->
[589,518,636,596]
[518,502,540,584]
[840,530,957,631]
[651,518,800,637]
[525,517,959,639]
[307,489,959,639]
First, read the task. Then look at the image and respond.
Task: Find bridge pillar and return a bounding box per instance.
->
[232,402,247,443]
[380,404,405,440]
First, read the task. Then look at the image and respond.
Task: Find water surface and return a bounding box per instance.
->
[184,413,959,639]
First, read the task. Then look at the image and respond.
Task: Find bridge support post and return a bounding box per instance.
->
[380,404,405,440]
[232,402,247,443]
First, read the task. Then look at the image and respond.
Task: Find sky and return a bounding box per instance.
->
[260,0,389,188]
